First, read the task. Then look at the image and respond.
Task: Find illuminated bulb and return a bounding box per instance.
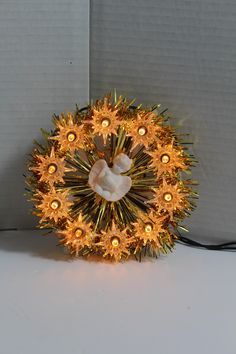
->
[161,154,170,164]
[47,163,57,174]
[75,228,83,238]
[163,192,173,202]
[67,132,76,142]
[111,236,120,248]
[101,118,111,128]
[145,222,153,233]
[50,200,61,210]
[138,126,147,136]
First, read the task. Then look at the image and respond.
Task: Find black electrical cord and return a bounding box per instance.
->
[176,234,236,251]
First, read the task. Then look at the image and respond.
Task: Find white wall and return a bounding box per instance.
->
[1,0,236,242]
[90,0,236,242]
[0,0,89,228]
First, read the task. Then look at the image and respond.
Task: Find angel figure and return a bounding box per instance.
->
[88,153,132,202]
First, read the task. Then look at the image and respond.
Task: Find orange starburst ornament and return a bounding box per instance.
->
[50,112,86,153]
[29,147,73,186]
[36,188,72,223]
[127,112,163,149]
[90,97,120,143]
[100,223,134,262]
[132,211,167,247]
[147,141,189,178]
[58,214,95,256]
[150,179,192,220]
[26,92,197,262]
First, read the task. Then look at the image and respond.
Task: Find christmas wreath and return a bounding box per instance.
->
[26,94,197,262]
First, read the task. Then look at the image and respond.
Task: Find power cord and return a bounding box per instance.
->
[177,234,236,251]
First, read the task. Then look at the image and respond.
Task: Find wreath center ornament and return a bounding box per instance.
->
[88,153,132,202]
[26,93,198,262]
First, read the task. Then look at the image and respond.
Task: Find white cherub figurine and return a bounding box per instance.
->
[88,153,132,202]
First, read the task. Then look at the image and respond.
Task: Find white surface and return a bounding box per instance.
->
[0,230,235,354]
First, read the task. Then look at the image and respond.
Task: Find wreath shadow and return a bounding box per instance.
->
[0,228,72,261]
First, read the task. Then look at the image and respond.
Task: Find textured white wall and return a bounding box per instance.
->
[90,0,236,242]
[1,0,236,241]
[0,0,89,228]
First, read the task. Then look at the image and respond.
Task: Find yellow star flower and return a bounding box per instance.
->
[90,97,120,143]
[36,187,72,223]
[57,214,95,256]
[30,147,73,186]
[132,210,167,247]
[99,222,134,262]
[147,141,189,177]
[50,112,86,153]
[126,112,162,149]
[150,179,190,220]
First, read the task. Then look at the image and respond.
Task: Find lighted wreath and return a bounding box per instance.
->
[26,94,197,262]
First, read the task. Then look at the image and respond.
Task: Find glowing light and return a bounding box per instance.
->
[138,126,147,136]
[50,200,61,210]
[161,154,170,164]
[67,132,76,142]
[144,222,153,233]
[111,236,120,248]
[101,118,111,128]
[47,163,57,174]
[75,228,83,238]
[163,192,173,202]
